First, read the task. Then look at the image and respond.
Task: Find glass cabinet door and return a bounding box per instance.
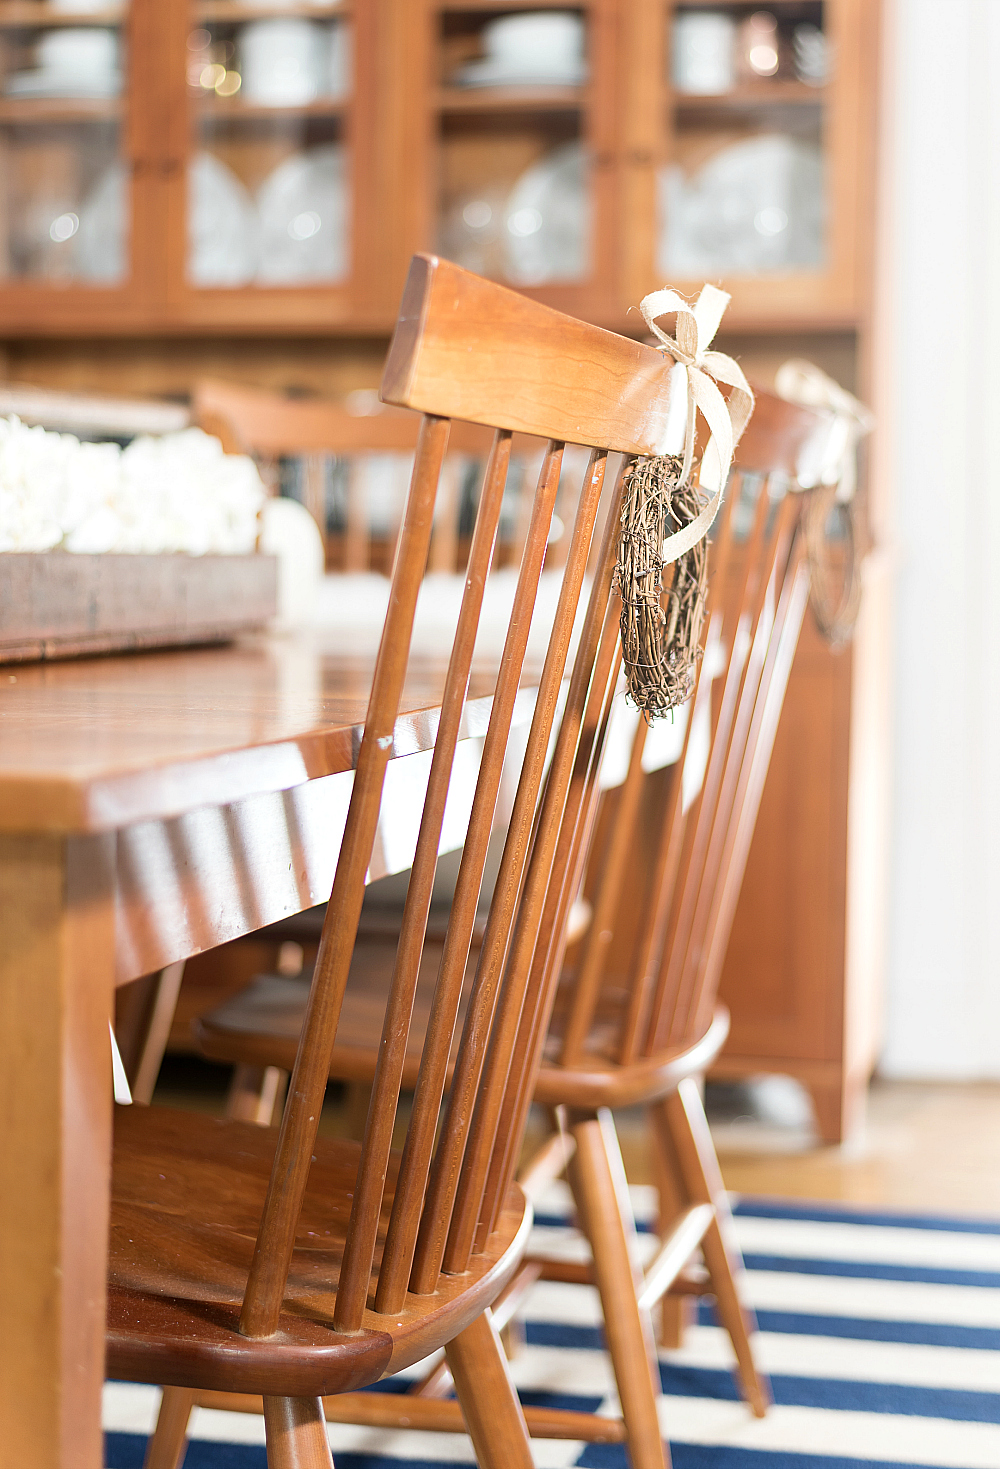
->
[650,0,862,326]
[0,0,130,287]
[182,0,356,304]
[425,2,618,317]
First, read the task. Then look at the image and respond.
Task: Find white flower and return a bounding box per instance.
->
[0,417,265,555]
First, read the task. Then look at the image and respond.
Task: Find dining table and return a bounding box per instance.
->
[0,628,530,1469]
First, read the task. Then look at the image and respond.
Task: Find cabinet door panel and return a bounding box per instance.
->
[645,0,873,331]
[0,0,144,327]
[163,0,384,330]
[398,1,620,324]
[718,615,852,1065]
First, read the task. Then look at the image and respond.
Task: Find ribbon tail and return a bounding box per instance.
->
[701,350,755,447]
[661,484,724,567]
[680,367,697,485]
[688,368,734,495]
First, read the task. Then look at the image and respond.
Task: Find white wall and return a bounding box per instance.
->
[878,0,1000,1076]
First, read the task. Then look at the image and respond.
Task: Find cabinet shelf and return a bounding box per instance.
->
[196,95,349,121]
[0,3,124,26]
[194,2,348,18]
[675,0,821,9]
[0,96,121,121]
[673,80,825,113]
[440,1,582,11]
[436,84,585,113]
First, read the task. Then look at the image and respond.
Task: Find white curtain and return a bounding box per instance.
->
[879,0,1000,1075]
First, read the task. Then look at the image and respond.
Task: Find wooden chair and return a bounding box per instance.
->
[135,373,599,1079]
[192,376,589,576]
[125,251,695,1469]
[512,393,823,1469]
[191,377,830,1467]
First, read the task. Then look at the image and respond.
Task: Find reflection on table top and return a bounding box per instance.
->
[0,631,523,835]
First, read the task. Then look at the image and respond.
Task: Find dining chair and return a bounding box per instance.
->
[509,393,824,1462]
[192,375,588,576]
[190,376,831,1467]
[137,372,597,1086]
[125,251,698,1469]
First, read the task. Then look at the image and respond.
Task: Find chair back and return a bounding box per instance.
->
[236,254,695,1341]
[542,391,832,1079]
[191,377,585,575]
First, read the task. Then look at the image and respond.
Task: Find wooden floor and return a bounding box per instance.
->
[153,1059,1000,1220]
[614,1077,1000,1217]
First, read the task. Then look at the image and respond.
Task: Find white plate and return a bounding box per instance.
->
[256,143,349,284]
[188,151,260,287]
[77,161,127,282]
[453,57,587,88]
[47,0,125,12]
[3,69,121,98]
[658,133,825,275]
[503,140,590,286]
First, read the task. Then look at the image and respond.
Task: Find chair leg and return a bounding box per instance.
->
[648,1106,695,1350]
[226,1063,288,1126]
[658,1078,772,1418]
[445,1311,534,1469]
[568,1108,670,1469]
[263,1397,333,1469]
[143,1386,195,1469]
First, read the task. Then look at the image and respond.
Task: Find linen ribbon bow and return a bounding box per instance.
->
[774,357,874,503]
[640,284,754,566]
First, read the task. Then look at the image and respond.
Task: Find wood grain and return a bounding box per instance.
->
[0,634,519,834]
[445,1312,534,1469]
[106,1105,532,1392]
[567,1109,667,1469]
[0,831,115,1469]
[381,254,680,453]
[262,1398,333,1469]
[0,553,276,666]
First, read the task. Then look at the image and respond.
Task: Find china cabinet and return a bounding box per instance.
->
[0,0,877,335]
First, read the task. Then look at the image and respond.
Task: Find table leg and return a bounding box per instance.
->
[0,832,115,1469]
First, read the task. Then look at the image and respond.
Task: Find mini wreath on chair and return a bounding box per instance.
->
[617,284,754,720]
[617,454,709,720]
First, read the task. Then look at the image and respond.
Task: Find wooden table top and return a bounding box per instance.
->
[0,633,510,836]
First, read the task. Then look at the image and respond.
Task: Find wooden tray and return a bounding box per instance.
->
[0,552,278,664]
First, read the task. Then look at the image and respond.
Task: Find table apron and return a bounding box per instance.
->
[114,737,486,984]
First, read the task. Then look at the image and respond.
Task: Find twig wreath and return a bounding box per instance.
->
[618,455,708,718]
[618,286,753,720]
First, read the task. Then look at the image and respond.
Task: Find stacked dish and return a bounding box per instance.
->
[658,134,825,275]
[188,146,350,287]
[4,27,121,98]
[440,141,590,287]
[238,18,350,106]
[454,11,587,88]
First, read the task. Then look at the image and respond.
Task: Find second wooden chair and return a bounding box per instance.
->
[191,343,831,1467]
[131,253,694,1469]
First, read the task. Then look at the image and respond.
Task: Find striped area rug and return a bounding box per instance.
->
[104,1185,1000,1468]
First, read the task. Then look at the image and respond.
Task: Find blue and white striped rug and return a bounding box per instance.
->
[104,1184,1000,1468]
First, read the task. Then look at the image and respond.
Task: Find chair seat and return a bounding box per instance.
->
[197,937,731,1114]
[107,1104,531,1398]
[196,934,474,1084]
[195,900,595,1084]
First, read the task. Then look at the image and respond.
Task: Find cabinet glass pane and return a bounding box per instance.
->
[662,2,827,278]
[187,1,351,289]
[435,8,591,287]
[0,1,129,284]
